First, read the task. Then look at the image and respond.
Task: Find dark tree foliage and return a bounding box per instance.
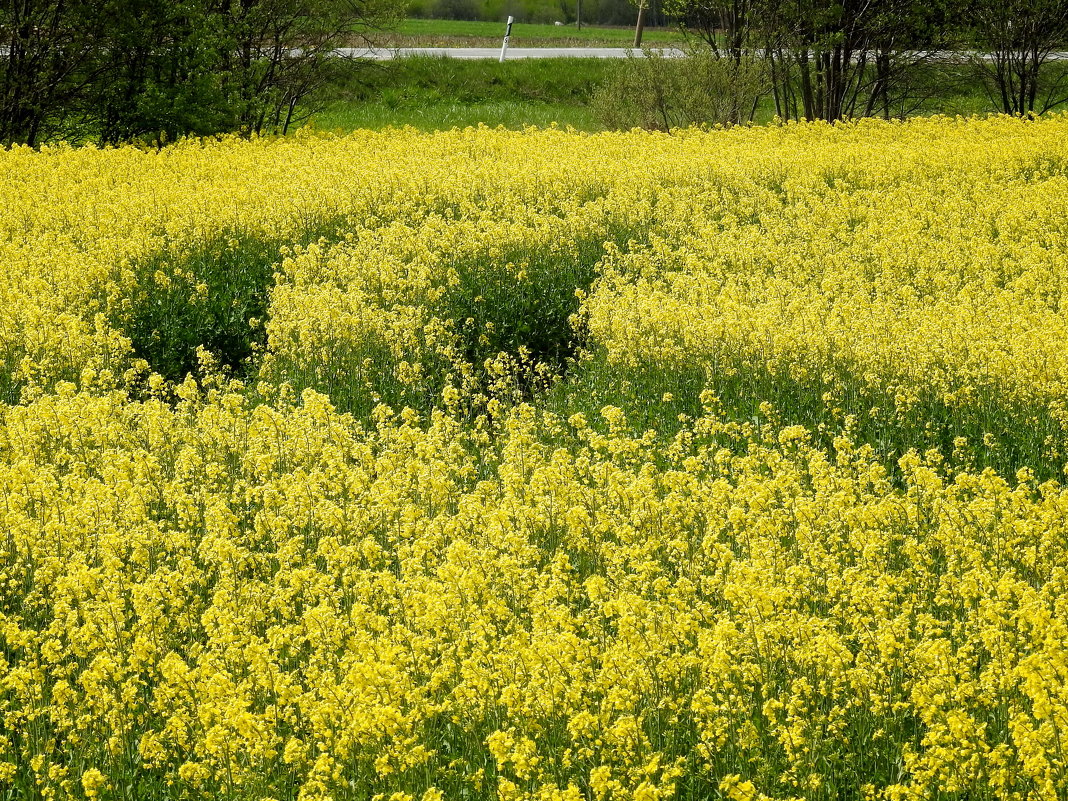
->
[968,0,1068,115]
[0,0,399,146]
[663,0,974,121]
[763,0,965,121]
[0,0,106,145]
[666,0,754,61]
[89,0,234,144]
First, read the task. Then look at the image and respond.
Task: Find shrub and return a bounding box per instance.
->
[432,0,483,21]
[592,48,768,130]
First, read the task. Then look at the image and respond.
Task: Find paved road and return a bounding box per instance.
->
[6,43,1061,62]
[335,47,684,60]
[336,46,1068,62]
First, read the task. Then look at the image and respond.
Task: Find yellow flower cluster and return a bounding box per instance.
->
[5,389,1068,800]
[582,118,1068,475]
[1,116,1068,800]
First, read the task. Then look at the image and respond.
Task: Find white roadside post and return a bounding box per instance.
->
[500,16,514,62]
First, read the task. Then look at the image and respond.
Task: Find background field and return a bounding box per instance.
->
[309,52,1003,133]
[312,56,612,131]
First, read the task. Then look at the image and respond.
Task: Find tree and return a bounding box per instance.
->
[662,0,757,62]
[0,0,106,145]
[89,0,234,145]
[219,0,400,136]
[660,0,971,122]
[756,0,965,121]
[0,0,400,146]
[968,0,1068,115]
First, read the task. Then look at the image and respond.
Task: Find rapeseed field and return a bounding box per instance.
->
[3,116,1068,800]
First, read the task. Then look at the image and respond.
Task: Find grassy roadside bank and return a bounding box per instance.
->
[308,53,1020,134]
[311,56,613,131]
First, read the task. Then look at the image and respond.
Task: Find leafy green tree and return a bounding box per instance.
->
[0,0,105,145]
[967,0,1068,114]
[733,0,964,120]
[218,0,401,136]
[761,0,965,121]
[1,0,400,146]
[661,0,756,61]
[90,0,233,144]
[659,0,970,121]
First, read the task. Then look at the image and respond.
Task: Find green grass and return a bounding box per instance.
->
[311,99,600,131]
[308,51,1067,134]
[310,55,611,132]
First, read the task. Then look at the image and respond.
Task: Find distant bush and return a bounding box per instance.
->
[406,0,434,15]
[592,49,768,130]
[433,0,483,20]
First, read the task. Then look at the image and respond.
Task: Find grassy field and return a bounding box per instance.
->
[369,17,684,47]
[316,15,1052,134]
[311,55,612,132]
[311,97,601,131]
[5,118,1068,800]
[309,54,1003,133]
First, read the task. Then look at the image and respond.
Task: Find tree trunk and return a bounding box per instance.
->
[633,0,646,47]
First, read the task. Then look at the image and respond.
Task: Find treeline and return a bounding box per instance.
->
[0,0,398,146]
[667,0,1068,119]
